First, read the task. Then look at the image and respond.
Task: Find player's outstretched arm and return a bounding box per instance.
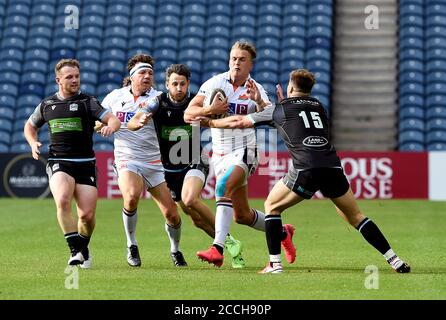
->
[127,112,153,131]
[99,112,121,137]
[210,115,254,129]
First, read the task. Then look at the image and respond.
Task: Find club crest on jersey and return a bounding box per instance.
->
[138,101,147,109]
[69,103,78,111]
[228,103,248,115]
[116,111,136,123]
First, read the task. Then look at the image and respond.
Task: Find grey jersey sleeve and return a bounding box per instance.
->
[246,103,275,125]
[28,103,45,128]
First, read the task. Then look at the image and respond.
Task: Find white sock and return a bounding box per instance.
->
[250,209,266,231]
[269,254,282,264]
[383,249,396,261]
[384,249,403,269]
[122,208,138,247]
[165,221,181,253]
[214,200,233,248]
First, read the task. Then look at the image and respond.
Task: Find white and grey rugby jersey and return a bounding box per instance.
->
[102,86,162,163]
[198,71,270,155]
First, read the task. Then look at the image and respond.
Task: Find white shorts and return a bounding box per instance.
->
[212,147,258,186]
[114,159,165,190]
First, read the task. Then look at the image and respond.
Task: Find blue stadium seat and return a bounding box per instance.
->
[82,60,99,73]
[280,60,305,74]
[426,4,446,16]
[97,83,120,97]
[13,118,27,132]
[104,26,128,39]
[399,106,424,120]
[255,71,279,85]
[257,25,281,39]
[399,130,424,144]
[427,118,446,131]
[178,49,203,62]
[427,106,446,119]
[77,49,101,62]
[155,26,179,40]
[426,37,446,50]
[45,83,58,97]
[184,3,206,16]
[54,27,78,40]
[128,37,152,52]
[399,142,425,151]
[203,60,227,74]
[0,60,21,73]
[280,48,305,62]
[313,83,331,96]
[81,15,105,28]
[182,15,206,28]
[29,15,53,28]
[107,3,131,16]
[284,2,307,16]
[154,48,177,64]
[130,25,154,39]
[80,83,96,95]
[400,71,423,84]
[426,26,446,39]
[257,37,280,51]
[400,94,424,108]
[0,143,8,152]
[426,15,446,27]
[158,2,181,17]
[23,72,46,85]
[0,95,16,109]
[426,60,446,72]
[400,37,423,50]
[427,143,446,151]
[307,36,332,49]
[1,83,18,97]
[132,4,156,19]
[20,83,45,97]
[182,59,202,74]
[426,48,446,61]
[399,26,424,39]
[400,3,423,17]
[205,37,229,51]
[231,26,256,42]
[427,83,446,95]
[101,49,126,63]
[400,118,424,131]
[10,143,31,153]
[257,48,280,61]
[208,3,231,16]
[307,59,331,73]
[0,131,10,145]
[232,14,256,28]
[0,107,14,120]
[399,48,423,61]
[259,2,281,16]
[0,72,20,85]
[11,131,26,144]
[106,15,129,29]
[306,48,331,61]
[81,71,98,85]
[6,14,28,28]
[314,71,330,84]
[3,26,27,40]
[309,3,333,17]
[0,118,13,132]
[1,48,24,62]
[131,15,155,29]
[7,3,31,16]
[181,25,206,38]
[79,26,103,40]
[399,15,423,28]
[26,37,51,50]
[50,48,75,60]
[399,60,424,72]
[281,37,306,50]
[207,26,230,40]
[99,60,125,74]
[204,48,227,62]
[308,25,332,39]
[1,37,25,50]
[308,14,332,28]
[426,130,446,144]
[15,108,34,123]
[400,83,424,96]
[179,37,204,50]
[154,37,178,50]
[256,60,280,73]
[25,49,50,62]
[207,14,231,28]
[18,95,42,108]
[53,37,77,50]
[156,14,180,28]
[32,3,56,17]
[104,37,127,51]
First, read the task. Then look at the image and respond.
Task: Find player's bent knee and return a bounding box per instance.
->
[182,196,199,209]
[163,207,180,225]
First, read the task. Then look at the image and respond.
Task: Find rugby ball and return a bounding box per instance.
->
[204,88,227,119]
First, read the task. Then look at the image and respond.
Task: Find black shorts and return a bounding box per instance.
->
[46,160,98,187]
[164,162,209,202]
[283,166,350,199]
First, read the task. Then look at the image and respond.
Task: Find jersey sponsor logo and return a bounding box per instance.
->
[161,125,192,140]
[238,94,249,100]
[228,103,248,115]
[302,136,328,147]
[116,111,136,123]
[49,118,83,133]
[69,103,78,111]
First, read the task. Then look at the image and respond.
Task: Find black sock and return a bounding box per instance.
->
[65,232,80,253]
[265,215,283,255]
[78,234,91,250]
[356,218,391,255]
[213,244,224,255]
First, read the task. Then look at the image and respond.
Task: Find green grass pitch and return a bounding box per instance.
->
[0,198,445,300]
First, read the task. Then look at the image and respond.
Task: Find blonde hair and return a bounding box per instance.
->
[231,40,257,61]
[55,59,80,75]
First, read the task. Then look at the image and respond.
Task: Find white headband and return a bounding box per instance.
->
[129,63,152,78]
